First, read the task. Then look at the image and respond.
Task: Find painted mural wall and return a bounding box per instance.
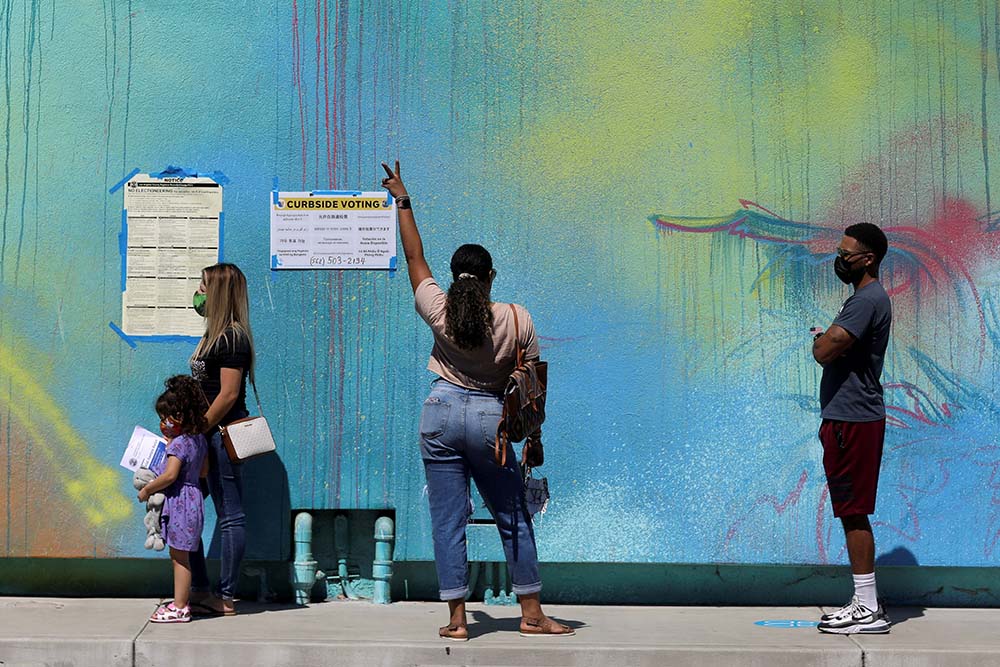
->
[1,1,998,568]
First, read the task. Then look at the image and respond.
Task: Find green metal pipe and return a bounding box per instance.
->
[373,516,395,604]
[290,512,320,605]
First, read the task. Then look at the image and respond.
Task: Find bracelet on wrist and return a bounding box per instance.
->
[396,195,412,210]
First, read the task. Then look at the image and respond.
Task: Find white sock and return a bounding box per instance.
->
[853,572,878,610]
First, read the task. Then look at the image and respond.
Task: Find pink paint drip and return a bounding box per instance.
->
[724,470,808,550]
[291,0,307,185]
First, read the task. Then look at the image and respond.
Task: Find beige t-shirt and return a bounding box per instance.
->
[414,277,539,392]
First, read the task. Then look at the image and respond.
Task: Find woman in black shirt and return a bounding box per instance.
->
[188,262,255,616]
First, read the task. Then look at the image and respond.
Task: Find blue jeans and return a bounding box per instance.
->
[420,379,542,601]
[190,429,247,601]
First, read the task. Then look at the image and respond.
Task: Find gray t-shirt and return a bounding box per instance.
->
[820,281,892,422]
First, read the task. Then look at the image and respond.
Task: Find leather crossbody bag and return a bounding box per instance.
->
[219,377,276,463]
[495,304,547,466]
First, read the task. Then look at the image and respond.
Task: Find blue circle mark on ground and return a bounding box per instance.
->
[754,620,819,628]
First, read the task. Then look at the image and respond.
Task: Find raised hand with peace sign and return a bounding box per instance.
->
[380,160,409,199]
[380,160,428,291]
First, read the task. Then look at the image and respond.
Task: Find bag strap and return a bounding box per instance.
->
[249,374,264,418]
[509,303,524,367]
[494,304,525,468]
[495,430,509,468]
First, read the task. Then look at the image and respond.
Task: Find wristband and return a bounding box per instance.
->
[396,195,411,210]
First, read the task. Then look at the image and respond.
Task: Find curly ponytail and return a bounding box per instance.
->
[445,244,494,350]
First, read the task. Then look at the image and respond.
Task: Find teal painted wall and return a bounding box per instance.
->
[1,1,999,571]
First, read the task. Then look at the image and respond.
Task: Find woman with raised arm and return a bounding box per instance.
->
[380,161,573,640]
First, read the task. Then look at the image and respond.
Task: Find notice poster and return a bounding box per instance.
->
[270,191,397,270]
[122,175,222,336]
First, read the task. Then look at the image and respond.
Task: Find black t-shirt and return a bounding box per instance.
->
[191,328,252,427]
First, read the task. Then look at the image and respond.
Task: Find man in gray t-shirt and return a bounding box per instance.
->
[811,223,892,635]
[820,280,892,421]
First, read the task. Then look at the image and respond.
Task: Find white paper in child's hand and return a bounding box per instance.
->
[120,426,168,474]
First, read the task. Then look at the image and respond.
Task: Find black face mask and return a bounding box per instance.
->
[834,256,866,284]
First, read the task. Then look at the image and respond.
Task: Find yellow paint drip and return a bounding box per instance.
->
[0,344,130,527]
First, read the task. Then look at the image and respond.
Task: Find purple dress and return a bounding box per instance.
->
[160,433,207,552]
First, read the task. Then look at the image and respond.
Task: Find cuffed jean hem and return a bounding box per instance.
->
[511,582,542,596]
[439,586,469,601]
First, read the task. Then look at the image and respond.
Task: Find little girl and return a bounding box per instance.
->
[138,375,209,623]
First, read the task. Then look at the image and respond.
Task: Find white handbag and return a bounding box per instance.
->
[219,379,276,463]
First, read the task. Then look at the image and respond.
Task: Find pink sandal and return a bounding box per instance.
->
[150,602,191,623]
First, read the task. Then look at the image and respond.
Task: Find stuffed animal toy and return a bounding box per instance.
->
[133,467,166,551]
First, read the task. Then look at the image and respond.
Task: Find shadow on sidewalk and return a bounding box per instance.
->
[873,547,926,627]
[189,601,305,619]
[467,609,586,639]
[885,606,925,627]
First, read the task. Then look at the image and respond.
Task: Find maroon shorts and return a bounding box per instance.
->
[820,418,886,518]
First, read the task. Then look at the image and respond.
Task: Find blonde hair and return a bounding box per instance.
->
[191,263,255,383]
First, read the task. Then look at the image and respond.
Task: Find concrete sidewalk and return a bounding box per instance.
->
[1,597,998,666]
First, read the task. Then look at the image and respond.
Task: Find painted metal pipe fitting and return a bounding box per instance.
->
[334,514,361,600]
[290,511,321,605]
[484,561,516,605]
[372,515,395,604]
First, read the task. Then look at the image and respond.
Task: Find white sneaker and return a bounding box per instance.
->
[822,597,891,623]
[820,598,854,623]
[818,596,891,634]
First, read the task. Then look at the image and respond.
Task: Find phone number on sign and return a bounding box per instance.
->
[309,256,367,266]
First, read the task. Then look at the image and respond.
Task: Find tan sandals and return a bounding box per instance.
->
[438,617,574,641]
[519,616,575,638]
[439,623,469,641]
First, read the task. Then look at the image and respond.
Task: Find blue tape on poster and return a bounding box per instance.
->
[389,256,397,270]
[109,322,201,347]
[271,254,282,269]
[130,335,201,344]
[272,176,280,205]
[109,167,140,194]
[118,210,128,292]
[109,322,137,349]
[148,165,230,186]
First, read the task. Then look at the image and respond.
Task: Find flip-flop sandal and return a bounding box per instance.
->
[519,617,575,638]
[189,597,237,616]
[189,602,233,617]
[150,602,191,623]
[438,624,469,642]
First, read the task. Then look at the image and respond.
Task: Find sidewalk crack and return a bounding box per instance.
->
[847,635,866,667]
[131,599,158,667]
